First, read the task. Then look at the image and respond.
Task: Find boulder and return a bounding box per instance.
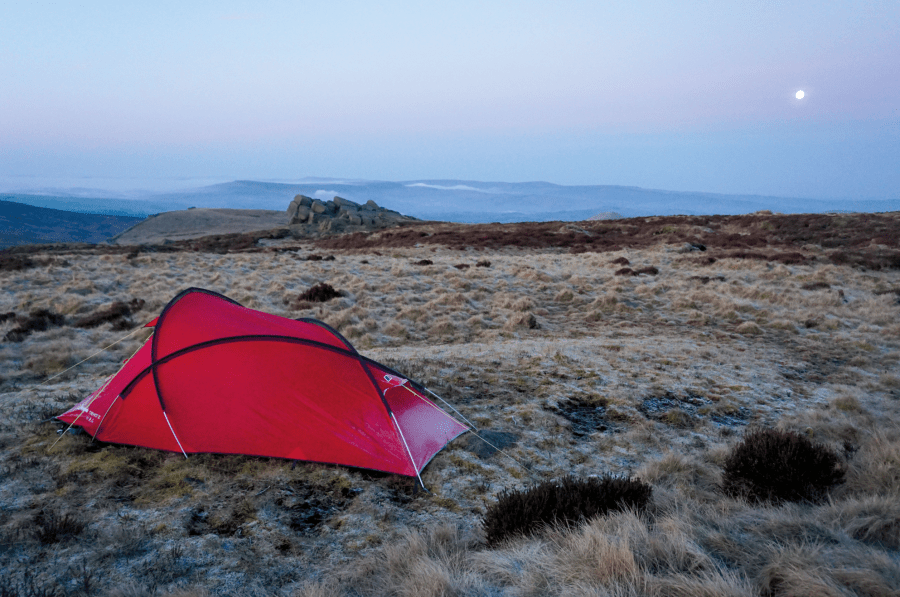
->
[285,193,416,238]
[289,205,311,225]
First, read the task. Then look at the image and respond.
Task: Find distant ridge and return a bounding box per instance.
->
[2,179,898,224]
[0,200,143,248]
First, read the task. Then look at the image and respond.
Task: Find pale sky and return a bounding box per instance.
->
[1,1,898,198]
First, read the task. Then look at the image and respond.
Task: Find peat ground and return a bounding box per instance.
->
[1,211,898,596]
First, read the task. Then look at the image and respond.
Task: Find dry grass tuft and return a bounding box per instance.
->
[32,508,87,545]
[842,432,900,497]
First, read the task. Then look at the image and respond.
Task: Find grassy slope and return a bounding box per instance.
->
[0,200,144,248]
[0,212,898,596]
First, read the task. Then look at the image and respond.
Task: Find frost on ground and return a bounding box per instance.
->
[1,212,899,596]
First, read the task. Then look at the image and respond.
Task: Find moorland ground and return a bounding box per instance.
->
[1,212,899,596]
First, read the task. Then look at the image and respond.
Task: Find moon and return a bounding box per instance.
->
[795,90,805,100]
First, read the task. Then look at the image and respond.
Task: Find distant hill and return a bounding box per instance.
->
[0,193,170,217]
[91,179,900,222]
[3,179,899,224]
[0,200,144,248]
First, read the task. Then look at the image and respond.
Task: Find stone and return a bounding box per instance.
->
[289,205,311,225]
[287,195,313,217]
[283,192,417,238]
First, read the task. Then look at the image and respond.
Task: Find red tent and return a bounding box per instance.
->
[58,288,468,482]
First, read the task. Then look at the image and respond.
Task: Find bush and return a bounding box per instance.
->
[72,298,145,328]
[0,254,49,272]
[3,309,65,342]
[722,427,844,503]
[482,475,652,546]
[297,283,342,303]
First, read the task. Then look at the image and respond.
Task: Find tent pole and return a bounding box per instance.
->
[163,412,188,459]
[91,395,121,442]
[390,412,428,492]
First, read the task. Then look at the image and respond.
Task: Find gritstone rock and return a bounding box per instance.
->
[333,196,360,209]
[287,195,316,225]
[286,195,419,239]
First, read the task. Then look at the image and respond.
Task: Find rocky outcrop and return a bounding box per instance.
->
[286,194,417,235]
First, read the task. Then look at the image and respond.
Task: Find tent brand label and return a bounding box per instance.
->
[74,404,102,422]
[383,374,408,387]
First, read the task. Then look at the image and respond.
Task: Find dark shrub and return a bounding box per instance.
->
[610,257,630,265]
[0,254,38,271]
[722,427,844,503]
[414,259,433,266]
[482,475,652,546]
[476,259,491,267]
[802,282,831,290]
[0,311,15,323]
[72,298,145,328]
[3,309,65,342]
[633,266,659,275]
[32,509,85,544]
[614,267,633,276]
[873,288,900,297]
[773,252,807,265]
[453,263,470,270]
[297,283,341,303]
